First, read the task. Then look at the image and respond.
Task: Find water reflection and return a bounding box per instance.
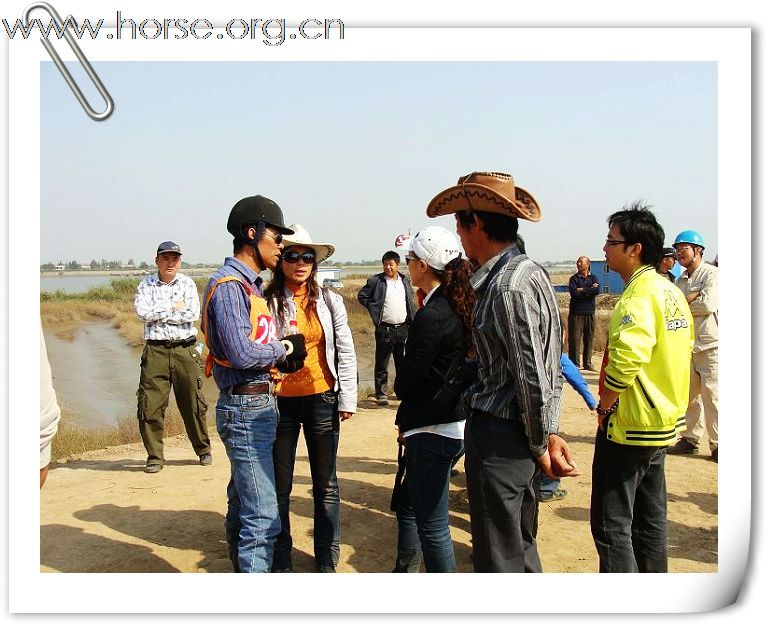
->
[44,323,141,430]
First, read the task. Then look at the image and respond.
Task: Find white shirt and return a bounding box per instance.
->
[380,275,407,325]
[134,273,200,341]
[40,326,61,469]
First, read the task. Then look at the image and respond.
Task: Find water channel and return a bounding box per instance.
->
[43,323,143,430]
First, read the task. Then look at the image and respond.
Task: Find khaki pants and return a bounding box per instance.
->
[682,347,718,450]
[136,343,210,464]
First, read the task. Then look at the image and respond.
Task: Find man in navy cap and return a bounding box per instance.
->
[134,240,212,474]
[656,247,678,282]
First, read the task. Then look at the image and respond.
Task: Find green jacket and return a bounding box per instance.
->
[602,265,694,446]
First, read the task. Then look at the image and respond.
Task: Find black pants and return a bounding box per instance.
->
[273,392,341,570]
[464,411,542,573]
[373,323,408,398]
[589,423,668,573]
[568,312,595,368]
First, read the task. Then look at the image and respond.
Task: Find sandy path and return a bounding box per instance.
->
[40,368,717,573]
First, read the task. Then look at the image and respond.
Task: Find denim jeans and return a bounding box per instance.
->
[393,433,463,573]
[216,392,281,573]
[590,423,668,573]
[539,474,560,495]
[273,391,341,570]
[464,411,542,573]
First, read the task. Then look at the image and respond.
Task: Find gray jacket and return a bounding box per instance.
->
[675,261,718,352]
[268,287,358,413]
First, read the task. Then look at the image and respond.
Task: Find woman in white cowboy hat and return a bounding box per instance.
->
[390,225,476,573]
[264,224,357,573]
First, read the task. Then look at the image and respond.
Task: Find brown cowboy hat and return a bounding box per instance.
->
[426,171,541,222]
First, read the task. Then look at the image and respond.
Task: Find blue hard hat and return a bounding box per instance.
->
[673,230,705,249]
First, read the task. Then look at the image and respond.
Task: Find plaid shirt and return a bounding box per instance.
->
[467,244,563,457]
[134,273,199,341]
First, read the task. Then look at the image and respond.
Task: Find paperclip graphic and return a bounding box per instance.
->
[23,1,114,121]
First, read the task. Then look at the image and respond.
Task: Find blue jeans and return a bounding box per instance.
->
[590,423,668,573]
[273,392,341,570]
[539,474,560,495]
[393,433,463,573]
[216,392,281,573]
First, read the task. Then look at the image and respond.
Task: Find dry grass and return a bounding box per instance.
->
[51,408,216,462]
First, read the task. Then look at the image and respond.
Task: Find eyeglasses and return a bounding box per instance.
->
[604,238,628,247]
[264,231,283,245]
[405,255,419,265]
[282,250,316,264]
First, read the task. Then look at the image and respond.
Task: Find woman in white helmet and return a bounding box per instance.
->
[391,225,475,573]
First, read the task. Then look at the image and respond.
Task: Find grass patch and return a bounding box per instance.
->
[51,408,216,462]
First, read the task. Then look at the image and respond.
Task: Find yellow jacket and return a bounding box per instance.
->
[602,265,694,446]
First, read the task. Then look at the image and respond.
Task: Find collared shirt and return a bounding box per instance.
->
[381,275,408,324]
[202,257,287,391]
[134,272,199,341]
[421,284,440,307]
[467,244,563,457]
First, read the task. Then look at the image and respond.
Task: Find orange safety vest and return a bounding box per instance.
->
[201,275,282,387]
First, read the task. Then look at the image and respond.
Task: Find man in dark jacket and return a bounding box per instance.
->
[357,251,417,405]
[568,256,600,371]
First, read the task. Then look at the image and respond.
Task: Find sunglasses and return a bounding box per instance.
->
[282,250,316,264]
[265,232,283,245]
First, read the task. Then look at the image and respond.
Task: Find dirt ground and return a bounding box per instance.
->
[40,364,718,573]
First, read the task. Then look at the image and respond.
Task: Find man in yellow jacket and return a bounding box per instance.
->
[591,203,694,573]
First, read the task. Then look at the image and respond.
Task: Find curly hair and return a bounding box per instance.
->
[263,259,319,330]
[437,256,476,350]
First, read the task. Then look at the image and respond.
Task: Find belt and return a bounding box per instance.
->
[230,381,274,395]
[146,337,196,348]
[379,322,406,328]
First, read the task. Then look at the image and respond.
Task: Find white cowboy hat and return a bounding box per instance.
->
[281,223,335,263]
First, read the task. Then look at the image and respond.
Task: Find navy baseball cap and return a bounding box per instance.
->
[662,247,676,257]
[156,241,182,255]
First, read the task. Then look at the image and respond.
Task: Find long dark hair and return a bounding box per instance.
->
[264,258,320,329]
[435,256,476,350]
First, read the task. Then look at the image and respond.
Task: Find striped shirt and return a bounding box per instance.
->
[467,244,563,457]
[134,272,199,341]
[202,257,287,391]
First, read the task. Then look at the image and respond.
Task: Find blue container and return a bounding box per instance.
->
[589,260,625,294]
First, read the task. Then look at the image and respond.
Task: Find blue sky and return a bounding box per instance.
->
[40,61,717,265]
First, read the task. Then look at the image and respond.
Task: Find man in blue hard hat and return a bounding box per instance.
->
[667,230,719,462]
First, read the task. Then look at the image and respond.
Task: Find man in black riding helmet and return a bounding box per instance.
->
[202,195,308,573]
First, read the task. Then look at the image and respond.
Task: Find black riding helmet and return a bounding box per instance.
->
[227,195,294,240]
[228,195,294,271]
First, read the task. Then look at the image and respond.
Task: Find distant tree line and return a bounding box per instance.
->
[39,259,226,271]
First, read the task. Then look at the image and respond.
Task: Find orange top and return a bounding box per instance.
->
[279,282,335,398]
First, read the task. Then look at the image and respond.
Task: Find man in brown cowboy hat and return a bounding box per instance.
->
[427,171,580,572]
